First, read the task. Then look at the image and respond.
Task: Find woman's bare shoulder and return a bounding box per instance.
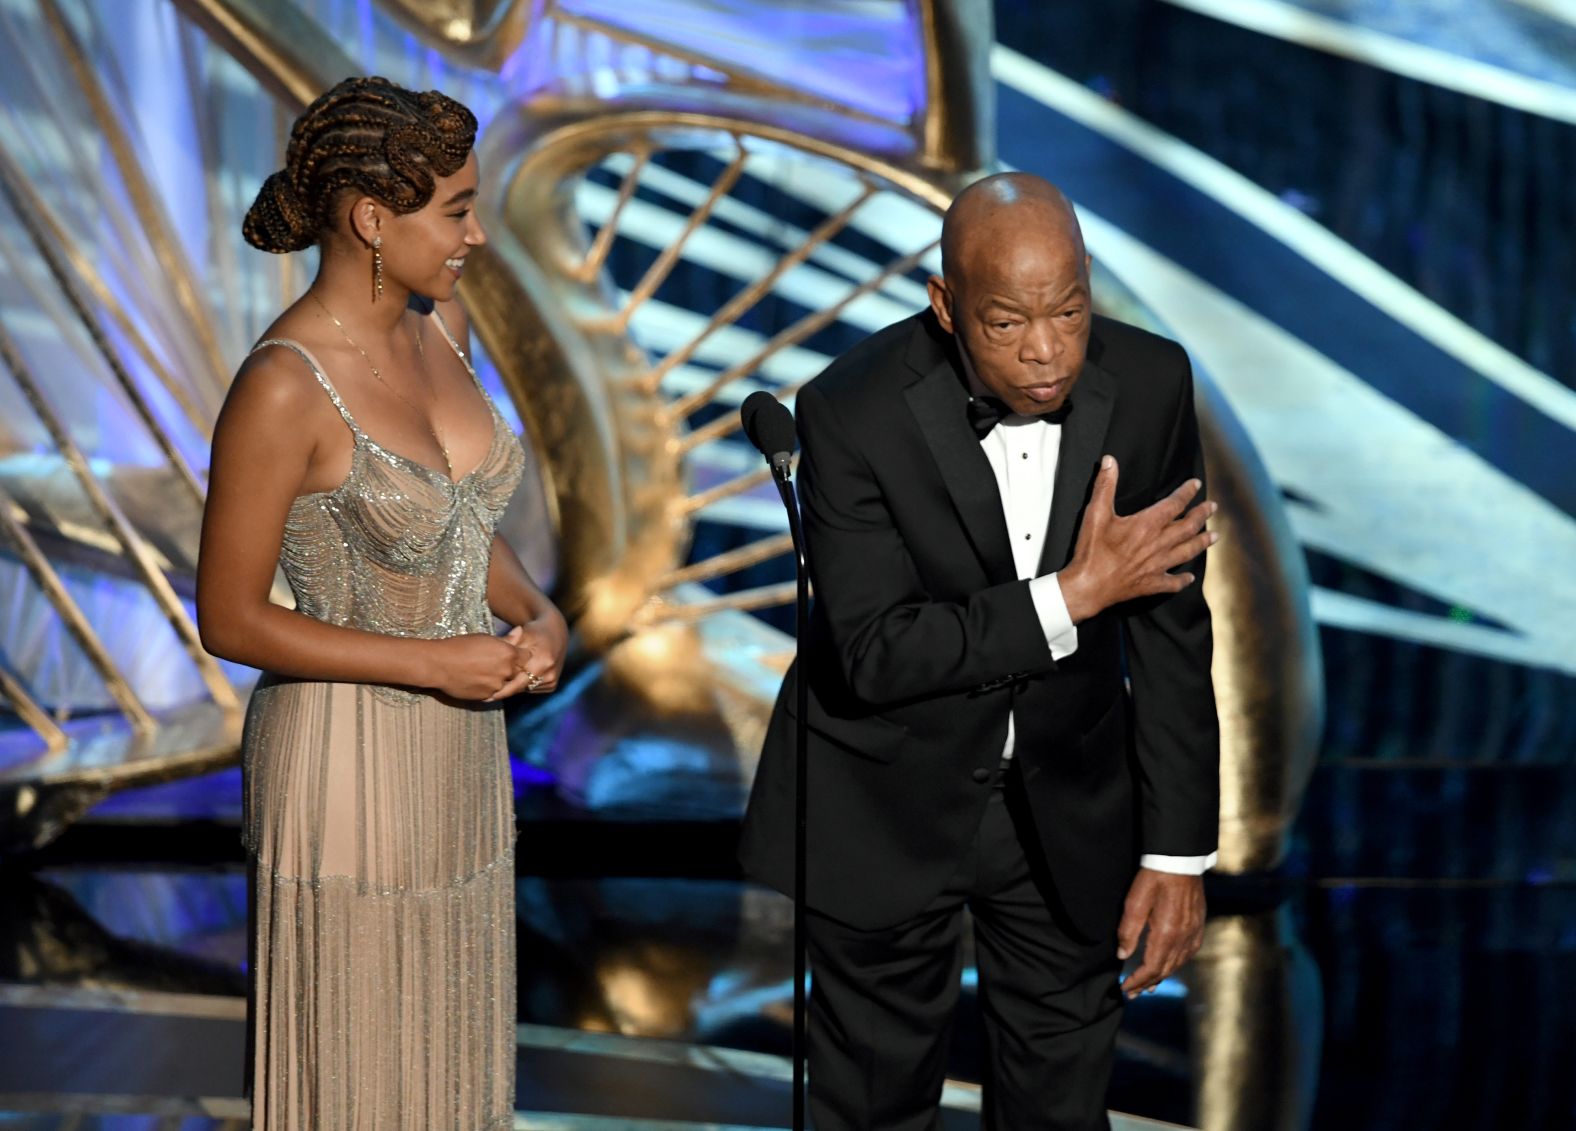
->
[222,318,343,435]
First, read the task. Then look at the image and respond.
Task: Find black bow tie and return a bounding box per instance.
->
[966,396,1071,439]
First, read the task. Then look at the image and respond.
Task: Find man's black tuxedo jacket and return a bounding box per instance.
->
[739,309,1220,941]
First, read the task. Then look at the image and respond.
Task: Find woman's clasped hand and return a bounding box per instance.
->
[425,620,566,703]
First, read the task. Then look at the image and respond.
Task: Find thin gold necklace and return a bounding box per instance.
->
[310,293,451,479]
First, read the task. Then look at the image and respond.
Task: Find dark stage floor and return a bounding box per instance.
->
[1,750,1572,1130]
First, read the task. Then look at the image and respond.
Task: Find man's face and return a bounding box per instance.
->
[927,227,1091,417]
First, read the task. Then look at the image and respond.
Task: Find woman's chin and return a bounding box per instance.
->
[409,279,457,304]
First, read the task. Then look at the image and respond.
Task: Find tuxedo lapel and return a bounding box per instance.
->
[902,345,1017,587]
[1039,359,1116,574]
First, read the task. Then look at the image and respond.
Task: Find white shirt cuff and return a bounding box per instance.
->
[1139,851,1218,875]
[1028,573,1079,660]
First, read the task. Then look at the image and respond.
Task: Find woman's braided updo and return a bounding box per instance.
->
[243,76,477,254]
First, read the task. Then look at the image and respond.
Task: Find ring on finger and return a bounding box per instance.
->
[525,672,542,690]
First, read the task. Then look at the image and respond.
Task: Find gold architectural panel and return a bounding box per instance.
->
[1197,392,1322,873]
[379,0,536,68]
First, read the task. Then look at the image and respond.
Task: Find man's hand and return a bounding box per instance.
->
[1116,869,1206,999]
[1059,456,1218,624]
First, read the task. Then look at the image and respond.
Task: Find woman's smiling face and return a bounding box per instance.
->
[381,151,486,301]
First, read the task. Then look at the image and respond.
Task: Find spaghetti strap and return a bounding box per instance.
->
[251,337,361,434]
[428,310,488,395]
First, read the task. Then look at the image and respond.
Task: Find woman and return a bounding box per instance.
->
[196,76,566,1129]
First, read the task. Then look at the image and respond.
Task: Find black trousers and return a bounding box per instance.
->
[805,764,1124,1131]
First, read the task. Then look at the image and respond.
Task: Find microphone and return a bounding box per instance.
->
[739,388,809,1131]
[741,391,797,478]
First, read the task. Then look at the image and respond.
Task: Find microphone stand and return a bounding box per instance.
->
[771,450,810,1131]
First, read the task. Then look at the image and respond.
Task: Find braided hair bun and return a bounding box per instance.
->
[243,76,478,254]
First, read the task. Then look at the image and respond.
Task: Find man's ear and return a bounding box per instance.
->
[926,274,955,334]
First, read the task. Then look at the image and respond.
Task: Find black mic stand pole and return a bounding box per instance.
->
[770,449,810,1131]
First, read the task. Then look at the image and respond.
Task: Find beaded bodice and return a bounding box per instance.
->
[253,315,524,654]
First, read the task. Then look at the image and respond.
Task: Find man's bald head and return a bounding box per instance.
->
[939,173,1085,285]
[926,172,1093,416]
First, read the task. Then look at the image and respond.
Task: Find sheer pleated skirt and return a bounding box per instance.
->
[242,676,516,1130]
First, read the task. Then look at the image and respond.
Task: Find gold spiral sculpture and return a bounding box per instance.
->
[0,0,1320,882]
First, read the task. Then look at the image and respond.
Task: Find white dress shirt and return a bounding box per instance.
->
[966,364,1215,876]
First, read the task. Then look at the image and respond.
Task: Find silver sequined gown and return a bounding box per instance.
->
[239,316,523,1130]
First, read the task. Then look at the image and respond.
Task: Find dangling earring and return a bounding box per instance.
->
[372,236,384,301]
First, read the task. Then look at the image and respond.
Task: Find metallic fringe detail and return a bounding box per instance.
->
[263,842,516,899]
[249,833,516,1129]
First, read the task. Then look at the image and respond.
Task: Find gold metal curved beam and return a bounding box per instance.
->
[1197,387,1323,874]
[38,0,231,401]
[0,664,66,756]
[0,484,156,735]
[915,0,996,171]
[168,0,356,110]
[487,107,957,639]
[0,148,206,508]
[376,0,536,71]
[675,465,776,518]
[0,323,238,718]
[656,532,795,592]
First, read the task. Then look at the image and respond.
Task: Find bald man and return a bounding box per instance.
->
[740,173,1220,1130]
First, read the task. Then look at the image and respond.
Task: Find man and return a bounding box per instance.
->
[740,173,1221,1130]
